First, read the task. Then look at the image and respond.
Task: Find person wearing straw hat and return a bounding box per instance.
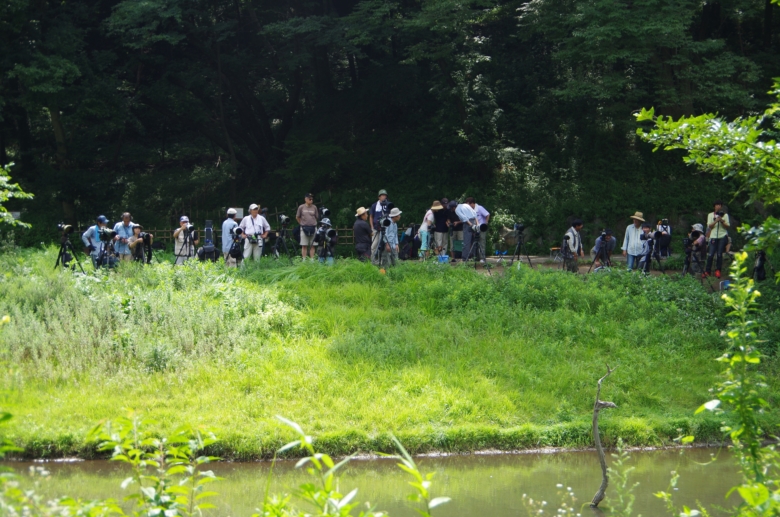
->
[381,207,402,267]
[353,207,372,261]
[419,201,441,259]
[622,211,645,271]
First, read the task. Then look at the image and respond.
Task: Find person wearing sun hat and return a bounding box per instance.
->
[621,211,645,271]
[418,201,442,259]
[353,206,372,261]
[381,207,402,267]
[173,215,199,265]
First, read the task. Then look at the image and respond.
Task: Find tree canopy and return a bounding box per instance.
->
[1,0,778,242]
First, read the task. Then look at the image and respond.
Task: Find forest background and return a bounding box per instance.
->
[1,0,779,249]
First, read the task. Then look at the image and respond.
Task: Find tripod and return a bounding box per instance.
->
[95,240,118,269]
[465,226,490,274]
[273,225,298,263]
[54,234,85,274]
[318,238,336,264]
[682,247,705,284]
[508,230,534,268]
[373,223,389,266]
[174,229,195,265]
[587,240,612,274]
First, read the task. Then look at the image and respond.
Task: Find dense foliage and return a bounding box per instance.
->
[1,0,778,243]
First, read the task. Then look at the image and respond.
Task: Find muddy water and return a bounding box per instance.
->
[7,448,739,516]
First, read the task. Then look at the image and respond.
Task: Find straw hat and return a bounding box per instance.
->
[629,211,645,221]
[431,200,444,211]
[355,206,368,217]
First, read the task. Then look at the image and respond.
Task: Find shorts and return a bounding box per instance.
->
[434,232,447,249]
[300,233,318,247]
[419,230,430,251]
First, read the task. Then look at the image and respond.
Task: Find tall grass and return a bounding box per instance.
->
[0,247,772,458]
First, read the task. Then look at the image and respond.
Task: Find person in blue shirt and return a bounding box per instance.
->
[81,215,109,267]
[112,212,135,261]
[381,207,402,268]
[221,208,239,266]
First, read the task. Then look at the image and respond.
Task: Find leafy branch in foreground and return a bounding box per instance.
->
[0,163,33,228]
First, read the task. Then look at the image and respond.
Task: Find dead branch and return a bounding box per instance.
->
[590,364,617,508]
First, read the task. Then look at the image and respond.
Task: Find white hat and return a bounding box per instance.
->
[227,208,237,216]
[180,216,189,223]
[389,207,402,218]
[249,203,259,210]
[692,223,704,232]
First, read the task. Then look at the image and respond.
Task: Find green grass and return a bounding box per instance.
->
[0,247,776,459]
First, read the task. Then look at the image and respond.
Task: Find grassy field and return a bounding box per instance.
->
[0,246,776,459]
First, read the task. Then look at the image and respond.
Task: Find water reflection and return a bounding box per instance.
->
[6,448,738,516]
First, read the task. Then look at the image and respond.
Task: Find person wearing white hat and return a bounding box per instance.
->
[238,203,270,261]
[621,211,645,271]
[173,215,199,265]
[683,223,707,276]
[353,207,372,261]
[222,208,240,266]
[381,207,402,267]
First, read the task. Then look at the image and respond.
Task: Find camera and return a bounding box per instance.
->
[139,232,152,246]
[682,237,693,249]
[716,211,724,218]
[57,223,74,235]
[320,206,331,219]
[314,218,337,244]
[279,214,290,226]
[98,228,117,243]
[514,222,525,233]
[231,227,244,240]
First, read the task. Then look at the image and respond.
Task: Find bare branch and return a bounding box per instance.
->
[590,364,617,508]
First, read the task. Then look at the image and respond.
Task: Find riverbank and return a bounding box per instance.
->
[0,247,777,459]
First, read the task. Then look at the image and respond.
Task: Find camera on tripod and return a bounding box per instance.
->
[57,223,74,235]
[314,218,337,244]
[320,206,331,219]
[514,222,525,233]
[471,223,488,235]
[279,214,290,226]
[98,228,117,242]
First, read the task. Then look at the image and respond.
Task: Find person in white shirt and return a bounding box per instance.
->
[238,203,270,261]
[173,216,199,265]
[418,203,436,259]
[563,219,584,273]
[622,211,645,271]
[704,199,730,279]
[455,197,480,262]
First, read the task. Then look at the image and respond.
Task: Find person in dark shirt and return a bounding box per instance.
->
[369,189,392,264]
[447,200,463,258]
[432,199,449,255]
[353,207,372,261]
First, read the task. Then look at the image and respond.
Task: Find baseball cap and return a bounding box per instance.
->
[227,208,237,216]
[249,203,259,210]
[305,193,314,199]
[180,216,190,223]
[96,215,108,224]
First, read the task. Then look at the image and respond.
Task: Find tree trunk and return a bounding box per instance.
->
[590,365,617,508]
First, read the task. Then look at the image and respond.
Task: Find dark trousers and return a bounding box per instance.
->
[462,226,474,261]
[706,236,727,272]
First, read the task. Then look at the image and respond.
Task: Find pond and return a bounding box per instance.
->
[7,447,739,516]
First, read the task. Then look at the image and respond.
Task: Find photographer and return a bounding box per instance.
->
[590,228,617,267]
[221,208,238,261]
[81,215,109,267]
[353,207,372,261]
[685,223,707,270]
[239,203,270,261]
[112,212,135,261]
[656,219,672,257]
[704,200,730,279]
[563,219,584,273]
[296,193,320,260]
[173,216,199,265]
[455,198,480,262]
[621,211,645,271]
[380,207,402,267]
[447,200,463,259]
[128,224,153,263]
[370,189,392,263]
[432,199,449,255]
[418,203,437,259]
[474,199,491,258]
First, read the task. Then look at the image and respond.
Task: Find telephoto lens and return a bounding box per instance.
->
[279,214,290,225]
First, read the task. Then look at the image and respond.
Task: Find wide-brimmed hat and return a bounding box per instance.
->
[378,189,388,197]
[134,224,143,230]
[629,211,645,221]
[249,203,259,210]
[431,200,444,211]
[355,207,368,217]
[389,207,402,218]
[691,223,704,232]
